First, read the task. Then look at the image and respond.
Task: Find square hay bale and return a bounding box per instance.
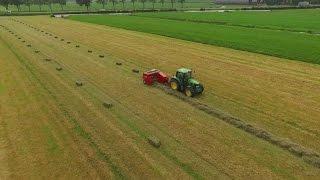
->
[45,32,48,34]
[75,80,83,86]
[22,40,25,43]
[34,50,40,53]
[147,136,161,148]
[61,39,64,41]
[132,69,139,73]
[75,45,80,48]
[27,44,32,47]
[88,50,92,53]
[116,62,122,66]
[56,67,62,71]
[54,36,58,38]
[67,42,71,44]
[99,55,105,58]
[45,58,52,62]
[18,37,21,39]
[102,101,113,109]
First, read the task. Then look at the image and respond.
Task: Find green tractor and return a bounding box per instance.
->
[169,68,204,97]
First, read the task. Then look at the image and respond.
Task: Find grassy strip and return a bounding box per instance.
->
[69,15,320,65]
[136,9,320,33]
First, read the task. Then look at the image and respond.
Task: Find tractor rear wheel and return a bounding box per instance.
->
[170,79,179,91]
[185,87,194,97]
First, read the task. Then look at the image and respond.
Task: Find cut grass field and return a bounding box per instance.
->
[69,10,320,65]
[1,16,320,178]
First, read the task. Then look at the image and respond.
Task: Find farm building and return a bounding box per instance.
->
[214,0,259,4]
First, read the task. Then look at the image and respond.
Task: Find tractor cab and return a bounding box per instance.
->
[170,68,204,97]
[176,68,192,83]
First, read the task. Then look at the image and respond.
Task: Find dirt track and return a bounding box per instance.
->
[1,16,320,178]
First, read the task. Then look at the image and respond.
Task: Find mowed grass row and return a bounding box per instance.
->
[69,15,320,64]
[136,9,320,33]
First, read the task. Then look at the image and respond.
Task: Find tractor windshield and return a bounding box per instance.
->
[185,71,192,79]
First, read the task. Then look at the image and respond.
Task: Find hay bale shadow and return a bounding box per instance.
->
[56,67,62,71]
[116,62,122,66]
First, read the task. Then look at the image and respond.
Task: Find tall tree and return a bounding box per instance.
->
[0,0,10,10]
[131,0,136,10]
[34,0,44,11]
[178,0,184,8]
[140,0,146,9]
[56,0,66,10]
[120,0,124,10]
[151,0,156,9]
[110,0,116,10]
[159,0,164,8]
[170,0,174,9]
[24,0,33,12]
[96,0,107,9]
[76,0,92,11]
[11,0,24,11]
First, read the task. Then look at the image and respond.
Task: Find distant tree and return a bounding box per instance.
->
[140,0,146,9]
[56,0,66,10]
[0,0,10,10]
[120,0,125,9]
[151,0,156,9]
[34,0,44,11]
[76,0,92,10]
[24,0,33,11]
[159,0,164,7]
[96,0,107,9]
[45,0,54,12]
[110,0,116,10]
[11,0,24,11]
[131,0,136,10]
[170,0,174,8]
[178,0,184,8]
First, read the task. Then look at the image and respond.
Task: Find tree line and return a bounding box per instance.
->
[0,0,186,11]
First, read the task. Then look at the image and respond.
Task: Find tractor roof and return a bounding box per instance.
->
[177,68,191,73]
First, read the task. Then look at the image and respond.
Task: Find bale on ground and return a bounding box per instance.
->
[61,39,64,41]
[34,50,40,53]
[99,55,104,58]
[75,80,83,86]
[27,44,31,47]
[147,136,161,148]
[132,69,139,73]
[76,45,80,48]
[56,67,62,71]
[102,101,113,109]
[22,40,25,43]
[116,62,122,66]
[88,50,92,53]
[54,36,58,38]
[45,58,52,62]
[67,42,71,44]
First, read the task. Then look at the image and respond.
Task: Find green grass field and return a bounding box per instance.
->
[136,9,320,33]
[69,12,320,64]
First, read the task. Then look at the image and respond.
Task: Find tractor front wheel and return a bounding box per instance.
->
[185,87,195,97]
[170,79,179,91]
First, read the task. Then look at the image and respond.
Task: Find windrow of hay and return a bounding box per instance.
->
[155,84,320,168]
